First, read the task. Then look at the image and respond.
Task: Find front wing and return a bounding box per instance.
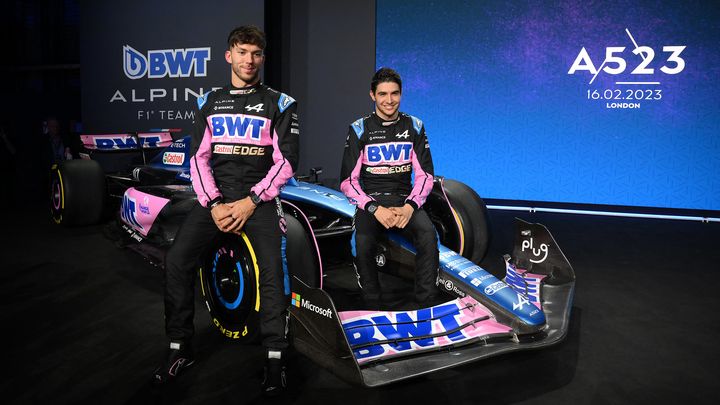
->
[288,219,575,387]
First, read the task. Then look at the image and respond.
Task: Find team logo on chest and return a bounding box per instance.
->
[209,114,269,141]
[365,142,413,164]
[245,103,264,112]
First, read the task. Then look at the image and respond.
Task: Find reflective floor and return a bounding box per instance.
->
[1,202,718,404]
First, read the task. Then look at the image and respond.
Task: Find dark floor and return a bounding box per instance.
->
[1,202,719,404]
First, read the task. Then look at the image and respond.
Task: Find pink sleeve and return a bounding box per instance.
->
[250,127,295,201]
[406,152,434,209]
[340,150,374,209]
[190,125,221,207]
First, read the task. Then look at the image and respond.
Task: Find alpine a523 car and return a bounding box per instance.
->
[50,130,576,387]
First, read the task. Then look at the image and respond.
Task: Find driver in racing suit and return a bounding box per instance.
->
[340,67,442,309]
[153,26,298,396]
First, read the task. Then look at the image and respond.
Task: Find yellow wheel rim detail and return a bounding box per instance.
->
[240,232,261,312]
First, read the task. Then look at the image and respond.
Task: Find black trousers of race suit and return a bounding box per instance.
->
[164,200,288,351]
[354,205,440,304]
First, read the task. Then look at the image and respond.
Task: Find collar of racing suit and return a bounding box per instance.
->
[371,111,401,126]
[228,81,262,95]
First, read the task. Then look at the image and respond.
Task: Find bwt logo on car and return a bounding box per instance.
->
[121,195,143,231]
[94,135,162,150]
[344,303,468,359]
[123,45,211,80]
[365,142,412,163]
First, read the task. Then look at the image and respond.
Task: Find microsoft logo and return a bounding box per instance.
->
[290,292,333,319]
[291,292,301,308]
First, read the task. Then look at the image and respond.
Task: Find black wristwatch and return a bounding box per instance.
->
[250,192,262,206]
[366,202,379,215]
[208,198,222,210]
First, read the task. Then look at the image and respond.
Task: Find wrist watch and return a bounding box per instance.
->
[367,203,378,215]
[250,192,262,206]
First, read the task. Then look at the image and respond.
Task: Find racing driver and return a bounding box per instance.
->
[153,25,299,396]
[340,67,442,309]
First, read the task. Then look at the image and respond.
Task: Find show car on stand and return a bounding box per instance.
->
[50,130,576,387]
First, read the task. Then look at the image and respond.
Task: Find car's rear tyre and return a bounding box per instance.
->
[199,232,261,341]
[50,159,106,226]
[426,178,490,264]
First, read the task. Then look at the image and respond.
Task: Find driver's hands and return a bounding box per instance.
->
[210,203,234,231]
[389,204,414,229]
[373,206,398,229]
[224,197,257,234]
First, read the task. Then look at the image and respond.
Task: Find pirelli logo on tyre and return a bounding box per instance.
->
[212,318,249,339]
[162,152,185,165]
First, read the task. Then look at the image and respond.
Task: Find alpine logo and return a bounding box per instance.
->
[245,103,264,112]
[513,294,530,311]
[395,130,409,139]
[123,45,211,80]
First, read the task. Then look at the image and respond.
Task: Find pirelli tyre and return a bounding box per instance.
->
[425,178,491,264]
[199,233,261,341]
[50,159,107,226]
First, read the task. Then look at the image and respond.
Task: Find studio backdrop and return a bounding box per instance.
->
[80,0,264,134]
[377,0,720,211]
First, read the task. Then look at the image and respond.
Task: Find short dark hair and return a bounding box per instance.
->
[227,25,266,50]
[371,67,402,93]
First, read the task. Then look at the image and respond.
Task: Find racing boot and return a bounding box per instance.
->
[152,341,194,385]
[261,350,287,397]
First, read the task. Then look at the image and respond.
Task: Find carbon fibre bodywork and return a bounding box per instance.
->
[73,131,575,387]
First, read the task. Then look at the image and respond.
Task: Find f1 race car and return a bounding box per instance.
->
[50,130,575,387]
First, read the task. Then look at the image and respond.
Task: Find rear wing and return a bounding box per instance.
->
[78,131,179,173]
[80,132,175,151]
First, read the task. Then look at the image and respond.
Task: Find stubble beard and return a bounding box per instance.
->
[232,64,260,86]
